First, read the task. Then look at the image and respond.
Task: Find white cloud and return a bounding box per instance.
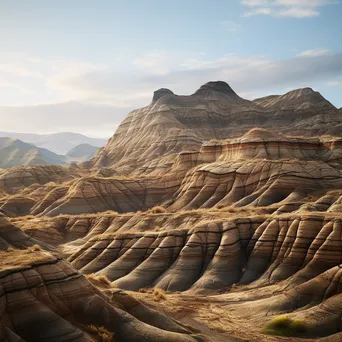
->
[278,8,319,17]
[328,81,342,86]
[44,51,342,108]
[0,63,44,79]
[244,7,273,16]
[241,0,270,5]
[0,81,31,94]
[241,0,339,17]
[0,50,341,135]
[275,0,338,6]
[45,60,109,101]
[298,48,331,57]
[0,50,341,109]
[133,51,169,75]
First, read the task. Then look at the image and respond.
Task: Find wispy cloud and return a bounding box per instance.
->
[133,51,169,75]
[328,81,342,86]
[241,0,339,18]
[0,63,44,79]
[298,48,331,57]
[0,50,341,135]
[0,81,31,94]
[0,50,341,109]
[45,51,342,107]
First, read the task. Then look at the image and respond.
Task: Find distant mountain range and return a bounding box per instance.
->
[0,131,108,155]
[65,143,100,162]
[0,137,66,168]
[0,101,129,152]
[0,136,101,168]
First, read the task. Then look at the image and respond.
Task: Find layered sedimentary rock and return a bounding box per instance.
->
[0,164,69,193]
[2,81,342,341]
[3,128,341,217]
[90,82,340,172]
[8,208,342,339]
[0,217,211,342]
[1,82,341,219]
[37,208,342,338]
[61,215,342,292]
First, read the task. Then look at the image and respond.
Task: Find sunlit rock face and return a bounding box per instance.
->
[2,81,342,341]
[12,129,341,217]
[89,81,340,171]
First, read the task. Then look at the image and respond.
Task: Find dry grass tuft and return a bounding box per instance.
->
[86,274,112,287]
[150,206,166,214]
[262,315,307,337]
[0,249,54,273]
[138,287,167,302]
[152,288,167,302]
[45,181,58,187]
[10,215,35,222]
[101,210,118,215]
[85,325,114,341]
[27,244,42,252]
[138,288,149,293]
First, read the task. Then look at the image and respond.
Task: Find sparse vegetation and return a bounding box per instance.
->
[152,288,167,301]
[0,248,54,272]
[152,288,166,302]
[86,274,112,287]
[150,206,166,214]
[262,315,307,337]
[101,210,118,215]
[138,288,149,293]
[85,325,114,341]
[138,287,167,302]
[9,215,35,222]
[45,181,58,187]
[27,244,41,252]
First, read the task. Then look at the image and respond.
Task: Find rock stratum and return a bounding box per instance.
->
[1,81,342,341]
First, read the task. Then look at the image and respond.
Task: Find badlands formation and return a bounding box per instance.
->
[2,81,342,341]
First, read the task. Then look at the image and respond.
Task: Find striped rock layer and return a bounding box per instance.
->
[0,217,208,342]
[1,82,342,341]
[2,128,342,217]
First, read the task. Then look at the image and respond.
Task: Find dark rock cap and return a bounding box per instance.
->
[152,88,174,102]
[194,81,237,95]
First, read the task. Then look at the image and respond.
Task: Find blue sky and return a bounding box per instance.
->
[0,0,341,136]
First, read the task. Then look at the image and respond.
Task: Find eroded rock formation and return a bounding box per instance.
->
[2,81,342,341]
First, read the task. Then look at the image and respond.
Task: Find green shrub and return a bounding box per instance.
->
[262,315,307,337]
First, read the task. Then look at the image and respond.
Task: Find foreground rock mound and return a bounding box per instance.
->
[63,214,342,293]
[0,217,213,342]
[2,81,342,341]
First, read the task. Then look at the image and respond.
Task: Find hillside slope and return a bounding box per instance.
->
[90,81,339,172]
[0,137,66,168]
[66,143,99,162]
[2,81,342,341]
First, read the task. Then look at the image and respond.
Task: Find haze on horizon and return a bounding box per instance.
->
[0,0,341,138]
